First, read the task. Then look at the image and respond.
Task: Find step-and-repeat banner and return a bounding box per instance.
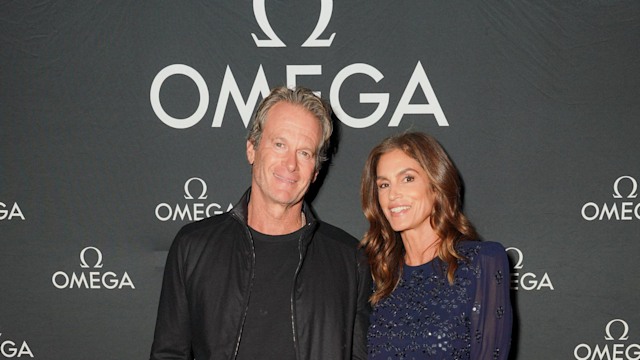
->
[2,2,639,359]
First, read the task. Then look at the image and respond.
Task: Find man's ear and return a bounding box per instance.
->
[312,170,319,183]
[246,140,255,165]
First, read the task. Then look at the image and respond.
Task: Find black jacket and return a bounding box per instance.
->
[150,189,372,360]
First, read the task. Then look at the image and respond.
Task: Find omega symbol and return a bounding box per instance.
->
[581,175,640,221]
[252,0,335,47]
[505,247,553,291]
[79,246,103,269]
[613,176,638,199]
[605,319,630,341]
[53,246,134,290]
[184,177,208,200]
[574,319,639,360]
[506,247,524,269]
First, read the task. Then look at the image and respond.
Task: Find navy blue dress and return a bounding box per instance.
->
[367,241,512,359]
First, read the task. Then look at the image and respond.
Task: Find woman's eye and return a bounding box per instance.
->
[377,183,388,189]
[403,175,414,182]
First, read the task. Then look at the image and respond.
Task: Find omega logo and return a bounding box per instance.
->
[582,176,640,221]
[612,176,638,199]
[183,177,208,200]
[252,0,335,47]
[155,177,233,222]
[151,0,448,130]
[574,319,640,360]
[0,202,25,221]
[505,247,554,291]
[606,319,630,341]
[80,246,103,268]
[150,62,447,130]
[0,333,33,358]
[51,247,134,290]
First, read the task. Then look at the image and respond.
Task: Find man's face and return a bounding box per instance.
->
[247,101,322,210]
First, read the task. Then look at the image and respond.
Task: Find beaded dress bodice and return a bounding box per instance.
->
[367,241,512,360]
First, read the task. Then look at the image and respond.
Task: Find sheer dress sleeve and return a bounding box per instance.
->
[470,242,513,360]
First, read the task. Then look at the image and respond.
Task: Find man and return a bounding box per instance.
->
[150,86,372,360]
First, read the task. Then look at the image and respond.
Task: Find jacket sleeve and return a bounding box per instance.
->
[352,250,373,360]
[470,242,513,360]
[150,231,194,360]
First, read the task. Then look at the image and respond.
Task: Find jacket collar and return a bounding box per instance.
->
[231,187,318,229]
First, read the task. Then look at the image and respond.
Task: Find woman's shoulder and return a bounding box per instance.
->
[456,240,508,261]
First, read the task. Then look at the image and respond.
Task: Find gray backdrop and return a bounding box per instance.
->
[2,1,639,359]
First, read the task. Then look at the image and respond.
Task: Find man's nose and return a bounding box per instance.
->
[284,151,297,172]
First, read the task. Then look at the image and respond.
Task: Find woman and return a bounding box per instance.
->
[360,132,512,359]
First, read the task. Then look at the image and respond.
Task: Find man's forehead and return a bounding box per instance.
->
[263,118,321,146]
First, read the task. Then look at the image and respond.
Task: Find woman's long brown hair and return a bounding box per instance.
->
[360,132,479,304]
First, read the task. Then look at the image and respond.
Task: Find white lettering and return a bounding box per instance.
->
[606,319,630,341]
[52,271,68,289]
[0,340,34,358]
[150,64,209,129]
[0,202,25,221]
[119,272,135,289]
[574,344,640,360]
[601,203,619,220]
[519,273,538,291]
[193,203,205,220]
[510,272,554,291]
[251,0,285,47]
[152,62,448,129]
[627,344,640,360]
[621,202,633,220]
[80,247,103,269]
[252,0,335,47]
[52,271,135,290]
[574,319,639,360]
[206,203,226,217]
[574,344,590,360]
[582,202,640,221]
[173,204,191,221]
[287,65,322,95]
[155,203,172,221]
[184,177,208,200]
[211,65,270,128]
[89,271,101,289]
[613,344,624,359]
[389,61,448,127]
[510,272,519,290]
[103,272,119,290]
[300,0,335,47]
[592,345,611,359]
[505,247,524,269]
[537,273,555,290]
[613,176,638,199]
[582,202,599,221]
[155,203,234,222]
[70,272,89,289]
[330,63,388,128]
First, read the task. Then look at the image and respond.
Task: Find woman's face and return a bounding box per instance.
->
[375,149,436,235]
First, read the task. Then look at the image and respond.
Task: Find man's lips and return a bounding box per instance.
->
[274,173,297,184]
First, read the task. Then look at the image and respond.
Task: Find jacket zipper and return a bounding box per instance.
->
[231,210,312,360]
[290,221,311,360]
[232,219,256,360]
